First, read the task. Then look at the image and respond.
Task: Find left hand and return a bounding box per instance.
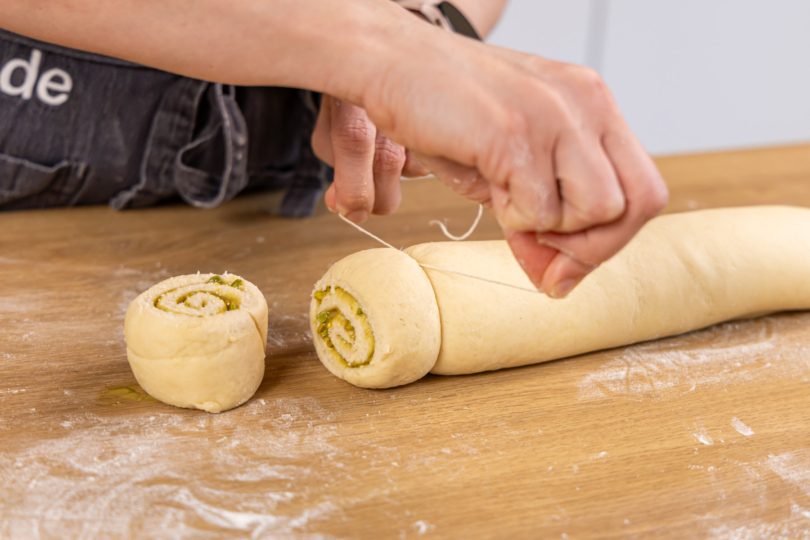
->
[311,95,429,222]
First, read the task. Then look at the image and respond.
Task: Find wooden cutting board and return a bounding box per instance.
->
[2,144,810,539]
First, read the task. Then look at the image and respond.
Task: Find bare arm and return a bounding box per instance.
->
[0,0,412,101]
[1,0,667,297]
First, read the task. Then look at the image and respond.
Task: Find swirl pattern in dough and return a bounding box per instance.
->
[310,248,441,388]
[125,273,268,412]
[313,286,375,368]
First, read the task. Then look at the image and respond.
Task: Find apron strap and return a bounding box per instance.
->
[110,82,248,210]
[173,84,249,209]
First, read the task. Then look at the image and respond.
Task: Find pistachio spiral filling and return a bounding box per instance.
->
[155,275,244,316]
[313,286,374,367]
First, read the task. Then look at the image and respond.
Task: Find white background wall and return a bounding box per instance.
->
[487,0,810,156]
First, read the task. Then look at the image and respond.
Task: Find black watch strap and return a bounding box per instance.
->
[392,1,481,41]
[436,2,480,40]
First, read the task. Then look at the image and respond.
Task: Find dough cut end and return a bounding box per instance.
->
[310,249,441,388]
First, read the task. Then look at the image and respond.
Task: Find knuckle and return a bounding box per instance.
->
[577,67,614,110]
[341,191,373,211]
[537,209,563,231]
[636,174,669,218]
[583,194,626,223]
[496,105,532,142]
[373,192,401,216]
[449,174,487,199]
[486,107,538,182]
[334,119,376,154]
[373,140,406,174]
[336,182,374,210]
[573,66,606,91]
[647,178,670,214]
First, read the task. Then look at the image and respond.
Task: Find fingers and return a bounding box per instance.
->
[504,229,595,297]
[371,131,405,215]
[493,144,562,232]
[485,124,624,235]
[505,125,666,299]
[402,150,430,178]
[554,131,625,232]
[534,129,668,284]
[502,229,558,291]
[411,151,492,206]
[330,99,377,222]
[320,97,409,220]
[311,96,335,167]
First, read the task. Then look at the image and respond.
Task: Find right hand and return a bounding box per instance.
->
[352,25,668,298]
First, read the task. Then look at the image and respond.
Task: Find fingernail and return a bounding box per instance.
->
[536,233,559,249]
[549,278,577,299]
[345,210,368,223]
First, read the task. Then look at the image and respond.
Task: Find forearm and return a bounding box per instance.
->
[0,0,426,105]
[450,0,508,37]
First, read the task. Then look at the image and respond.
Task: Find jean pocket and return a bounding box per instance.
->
[0,153,88,209]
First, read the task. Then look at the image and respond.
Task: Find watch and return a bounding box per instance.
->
[392,1,481,40]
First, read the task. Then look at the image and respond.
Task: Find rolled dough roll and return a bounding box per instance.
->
[311,206,810,387]
[125,273,268,412]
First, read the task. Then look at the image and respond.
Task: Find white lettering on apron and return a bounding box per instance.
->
[0,48,72,106]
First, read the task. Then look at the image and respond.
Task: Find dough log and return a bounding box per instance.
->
[125,273,268,412]
[311,206,810,388]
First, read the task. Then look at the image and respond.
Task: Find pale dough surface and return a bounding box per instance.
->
[310,248,441,388]
[125,273,268,412]
[312,206,810,386]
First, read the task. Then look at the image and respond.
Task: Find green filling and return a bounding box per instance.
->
[313,287,374,367]
[154,283,242,316]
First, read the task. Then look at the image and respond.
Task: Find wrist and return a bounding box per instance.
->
[298,1,446,109]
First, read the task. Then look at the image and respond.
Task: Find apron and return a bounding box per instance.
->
[0,28,332,217]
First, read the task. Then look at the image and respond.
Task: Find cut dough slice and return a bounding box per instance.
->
[311,206,810,387]
[125,273,268,412]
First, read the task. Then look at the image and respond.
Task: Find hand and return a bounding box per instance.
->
[358,32,668,298]
[311,95,429,221]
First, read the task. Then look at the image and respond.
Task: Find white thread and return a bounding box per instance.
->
[338,215,399,251]
[429,205,483,241]
[338,214,541,294]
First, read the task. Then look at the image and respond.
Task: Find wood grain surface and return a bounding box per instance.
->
[2,144,810,539]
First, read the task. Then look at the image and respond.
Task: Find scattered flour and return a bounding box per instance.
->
[0,397,376,540]
[578,317,810,402]
[694,452,810,539]
[411,520,436,534]
[695,427,714,446]
[708,503,810,540]
[731,417,755,437]
[764,451,810,497]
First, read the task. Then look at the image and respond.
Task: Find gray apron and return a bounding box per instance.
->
[0,28,332,217]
